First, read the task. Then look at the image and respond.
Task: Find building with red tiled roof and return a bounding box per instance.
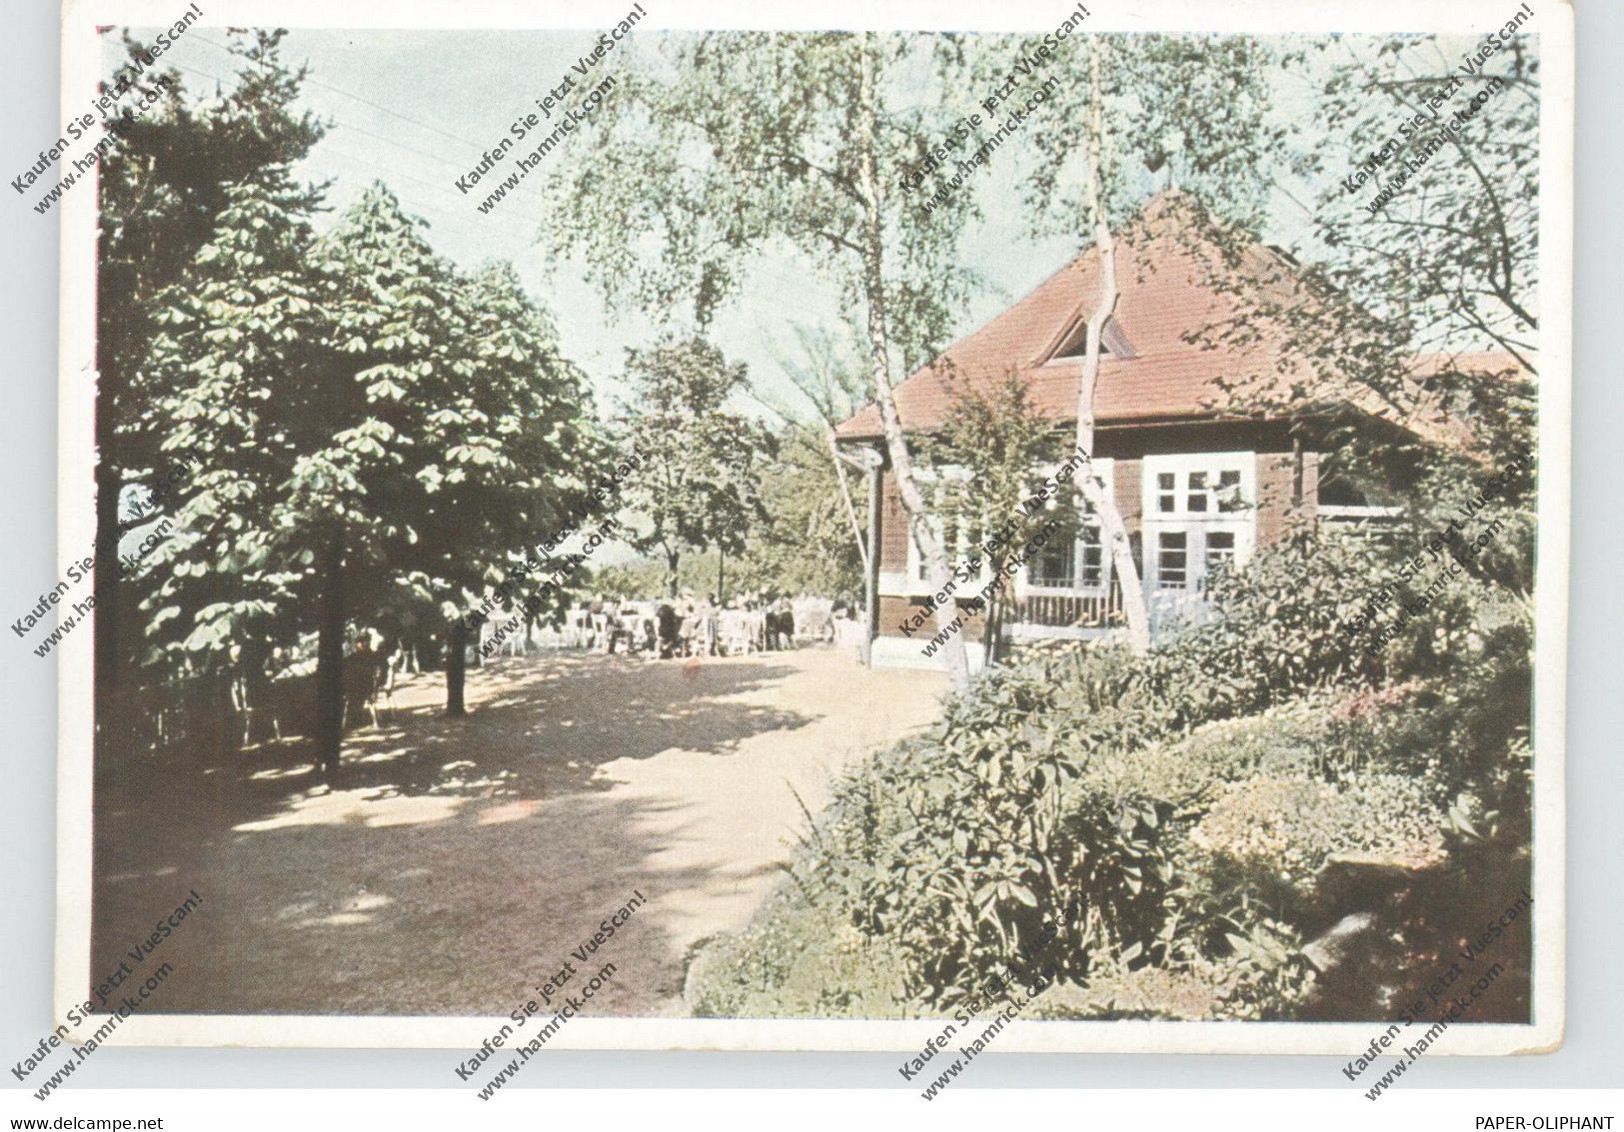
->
[834,191,1517,668]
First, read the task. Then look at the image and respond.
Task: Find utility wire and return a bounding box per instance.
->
[189,34,482,154]
[165,60,544,253]
[168,59,476,179]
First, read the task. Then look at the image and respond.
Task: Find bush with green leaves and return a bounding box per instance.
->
[1188,775,1447,897]
[685,511,1534,1021]
[685,885,910,1019]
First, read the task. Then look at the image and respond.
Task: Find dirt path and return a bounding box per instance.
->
[90,647,945,1018]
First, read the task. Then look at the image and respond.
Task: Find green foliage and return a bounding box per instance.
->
[105,30,602,738]
[537,32,983,362]
[389,256,597,637]
[537,31,1016,686]
[685,889,911,1019]
[709,324,871,600]
[689,505,1534,1020]
[1188,775,1447,897]
[615,338,777,597]
[924,375,1072,661]
[1181,36,1539,528]
[731,425,865,599]
[1038,909,1316,1023]
[1128,525,1388,728]
[100,27,327,479]
[142,180,322,662]
[591,550,738,602]
[140,176,597,735]
[1016,33,1289,234]
[1078,698,1333,813]
[1305,33,1539,369]
[96,29,329,689]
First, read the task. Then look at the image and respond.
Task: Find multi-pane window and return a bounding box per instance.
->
[1144,454,1255,596]
[1077,524,1104,588]
[1156,466,1247,514]
[1030,524,1104,589]
[1023,460,1113,592]
[1030,536,1075,588]
[1156,531,1188,589]
[1203,531,1236,589]
[1188,471,1209,512]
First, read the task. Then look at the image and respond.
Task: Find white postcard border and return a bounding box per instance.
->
[54,0,1573,1056]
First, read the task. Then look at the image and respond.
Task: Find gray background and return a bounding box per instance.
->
[2,0,1617,1092]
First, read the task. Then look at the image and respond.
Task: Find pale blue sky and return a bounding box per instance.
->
[111,27,1510,424]
[113,28,1299,421]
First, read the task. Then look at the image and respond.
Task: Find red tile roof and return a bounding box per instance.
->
[834,192,1520,444]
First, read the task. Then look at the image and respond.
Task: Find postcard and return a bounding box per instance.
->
[41,0,1569,1077]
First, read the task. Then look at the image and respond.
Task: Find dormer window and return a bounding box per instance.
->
[1050,316,1134,362]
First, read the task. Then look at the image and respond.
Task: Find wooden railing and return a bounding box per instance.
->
[1010,581,1127,630]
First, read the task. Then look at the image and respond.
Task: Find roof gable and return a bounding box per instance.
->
[836,191,1316,439]
[1045,314,1134,362]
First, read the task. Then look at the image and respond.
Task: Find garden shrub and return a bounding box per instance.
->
[685,518,1534,1022]
[1080,697,1339,812]
[1188,774,1447,897]
[685,885,912,1018]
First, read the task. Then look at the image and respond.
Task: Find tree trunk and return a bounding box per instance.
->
[1076,37,1151,654]
[93,457,123,697]
[862,457,881,666]
[213,665,234,760]
[242,640,271,746]
[826,429,870,578]
[446,621,468,717]
[664,544,681,599]
[855,35,971,689]
[981,551,1008,668]
[313,532,347,772]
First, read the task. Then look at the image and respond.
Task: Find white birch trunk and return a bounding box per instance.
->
[1075,37,1152,653]
[855,36,972,687]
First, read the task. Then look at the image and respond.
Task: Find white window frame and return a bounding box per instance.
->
[1020,457,1115,596]
[1141,452,1257,594]
[898,465,989,598]
[1149,524,1193,591]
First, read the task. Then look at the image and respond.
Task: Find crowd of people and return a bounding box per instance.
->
[558,593,851,659]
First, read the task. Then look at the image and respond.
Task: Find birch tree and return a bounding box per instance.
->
[732,341,870,601]
[539,32,985,687]
[1018,33,1288,651]
[1195,34,1539,487]
[765,324,873,582]
[1186,34,1539,599]
[1303,33,1539,374]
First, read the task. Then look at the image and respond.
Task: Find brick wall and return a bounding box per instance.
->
[879,469,909,573]
[878,593,992,644]
[1112,456,1142,531]
[1256,449,1316,547]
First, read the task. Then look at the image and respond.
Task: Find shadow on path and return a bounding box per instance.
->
[90,653,816,1017]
